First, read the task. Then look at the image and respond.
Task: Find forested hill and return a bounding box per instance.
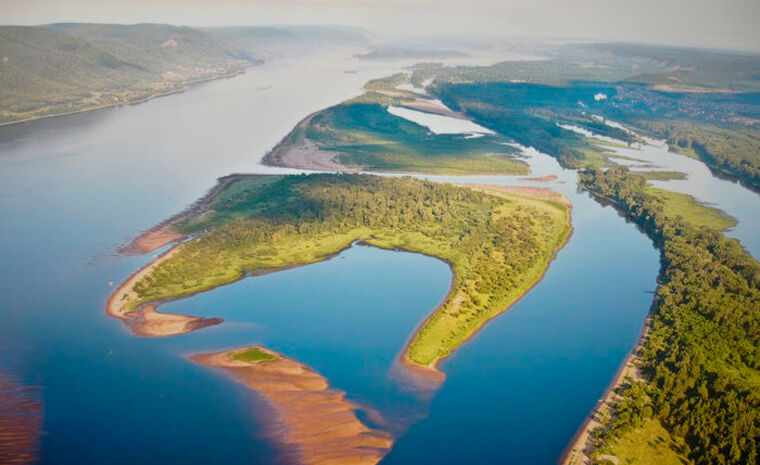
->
[0,23,367,125]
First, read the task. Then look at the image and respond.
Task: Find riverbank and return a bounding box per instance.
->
[120,174,262,255]
[560,318,649,465]
[109,175,571,373]
[192,346,392,465]
[0,68,247,128]
[106,247,223,336]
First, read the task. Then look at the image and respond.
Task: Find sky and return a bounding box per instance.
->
[1,0,759,52]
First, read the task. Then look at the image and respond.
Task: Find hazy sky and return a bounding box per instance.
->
[2,0,759,52]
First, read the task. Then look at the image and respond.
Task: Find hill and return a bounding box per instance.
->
[0,23,369,125]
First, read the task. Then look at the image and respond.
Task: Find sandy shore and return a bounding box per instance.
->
[106,246,223,337]
[397,98,462,118]
[193,346,393,465]
[560,319,649,465]
[520,174,558,182]
[261,114,360,173]
[272,138,360,173]
[120,173,262,255]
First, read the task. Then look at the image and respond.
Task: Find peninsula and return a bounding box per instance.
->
[109,174,571,371]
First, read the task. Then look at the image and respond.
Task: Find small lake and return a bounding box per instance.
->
[2,46,748,465]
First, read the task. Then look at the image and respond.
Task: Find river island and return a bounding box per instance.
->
[107,173,570,463]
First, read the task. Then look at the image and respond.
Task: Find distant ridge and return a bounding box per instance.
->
[0,23,368,125]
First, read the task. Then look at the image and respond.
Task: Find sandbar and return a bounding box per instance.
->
[193,346,393,465]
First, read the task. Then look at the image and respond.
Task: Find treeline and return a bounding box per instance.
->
[579,167,760,465]
[130,174,569,366]
[434,82,636,168]
[631,120,760,192]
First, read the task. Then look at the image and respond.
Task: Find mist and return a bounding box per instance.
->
[1,0,759,52]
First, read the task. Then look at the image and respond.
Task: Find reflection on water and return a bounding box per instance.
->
[0,46,754,465]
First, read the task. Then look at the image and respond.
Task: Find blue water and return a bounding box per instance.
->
[0,51,700,465]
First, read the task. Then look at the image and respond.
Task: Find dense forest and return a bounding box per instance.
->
[125,174,570,367]
[579,167,760,465]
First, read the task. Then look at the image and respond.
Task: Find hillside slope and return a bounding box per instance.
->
[0,23,368,125]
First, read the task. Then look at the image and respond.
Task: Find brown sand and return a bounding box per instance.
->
[106,247,222,337]
[520,174,558,182]
[120,174,258,255]
[397,99,462,118]
[121,227,185,256]
[0,370,42,465]
[272,139,360,173]
[261,113,359,173]
[193,347,393,465]
[560,319,649,465]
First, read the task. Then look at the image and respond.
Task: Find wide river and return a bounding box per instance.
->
[0,47,751,464]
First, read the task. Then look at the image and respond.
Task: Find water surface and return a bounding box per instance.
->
[0,47,744,465]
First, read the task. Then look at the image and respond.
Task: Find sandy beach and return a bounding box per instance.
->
[193,347,393,465]
[261,114,360,173]
[106,246,223,337]
[560,319,649,465]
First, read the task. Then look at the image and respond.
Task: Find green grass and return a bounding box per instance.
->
[603,419,690,465]
[228,347,279,363]
[640,171,687,181]
[122,174,570,368]
[267,92,529,175]
[649,187,735,230]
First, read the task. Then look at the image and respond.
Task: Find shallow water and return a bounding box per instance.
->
[0,47,730,465]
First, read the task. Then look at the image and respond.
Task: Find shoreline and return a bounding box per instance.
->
[106,246,223,337]
[397,183,573,375]
[120,173,268,255]
[0,68,246,129]
[559,317,650,465]
[111,175,573,374]
[192,346,393,465]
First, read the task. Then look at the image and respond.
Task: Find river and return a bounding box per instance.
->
[0,47,731,465]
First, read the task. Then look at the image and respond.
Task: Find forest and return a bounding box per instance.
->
[123,174,570,368]
[579,167,760,465]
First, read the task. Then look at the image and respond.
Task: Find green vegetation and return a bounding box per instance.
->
[604,417,690,465]
[228,347,279,363]
[0,24,245,123]
[631,120,760,192]
[579,167,760,465]
[641,171,687,181]
[423,44,760,186]
[649,188,735,230]
[264,89,530,174]
[433,82,636,168]
[125,174,570,367]
[0,23,367,124]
